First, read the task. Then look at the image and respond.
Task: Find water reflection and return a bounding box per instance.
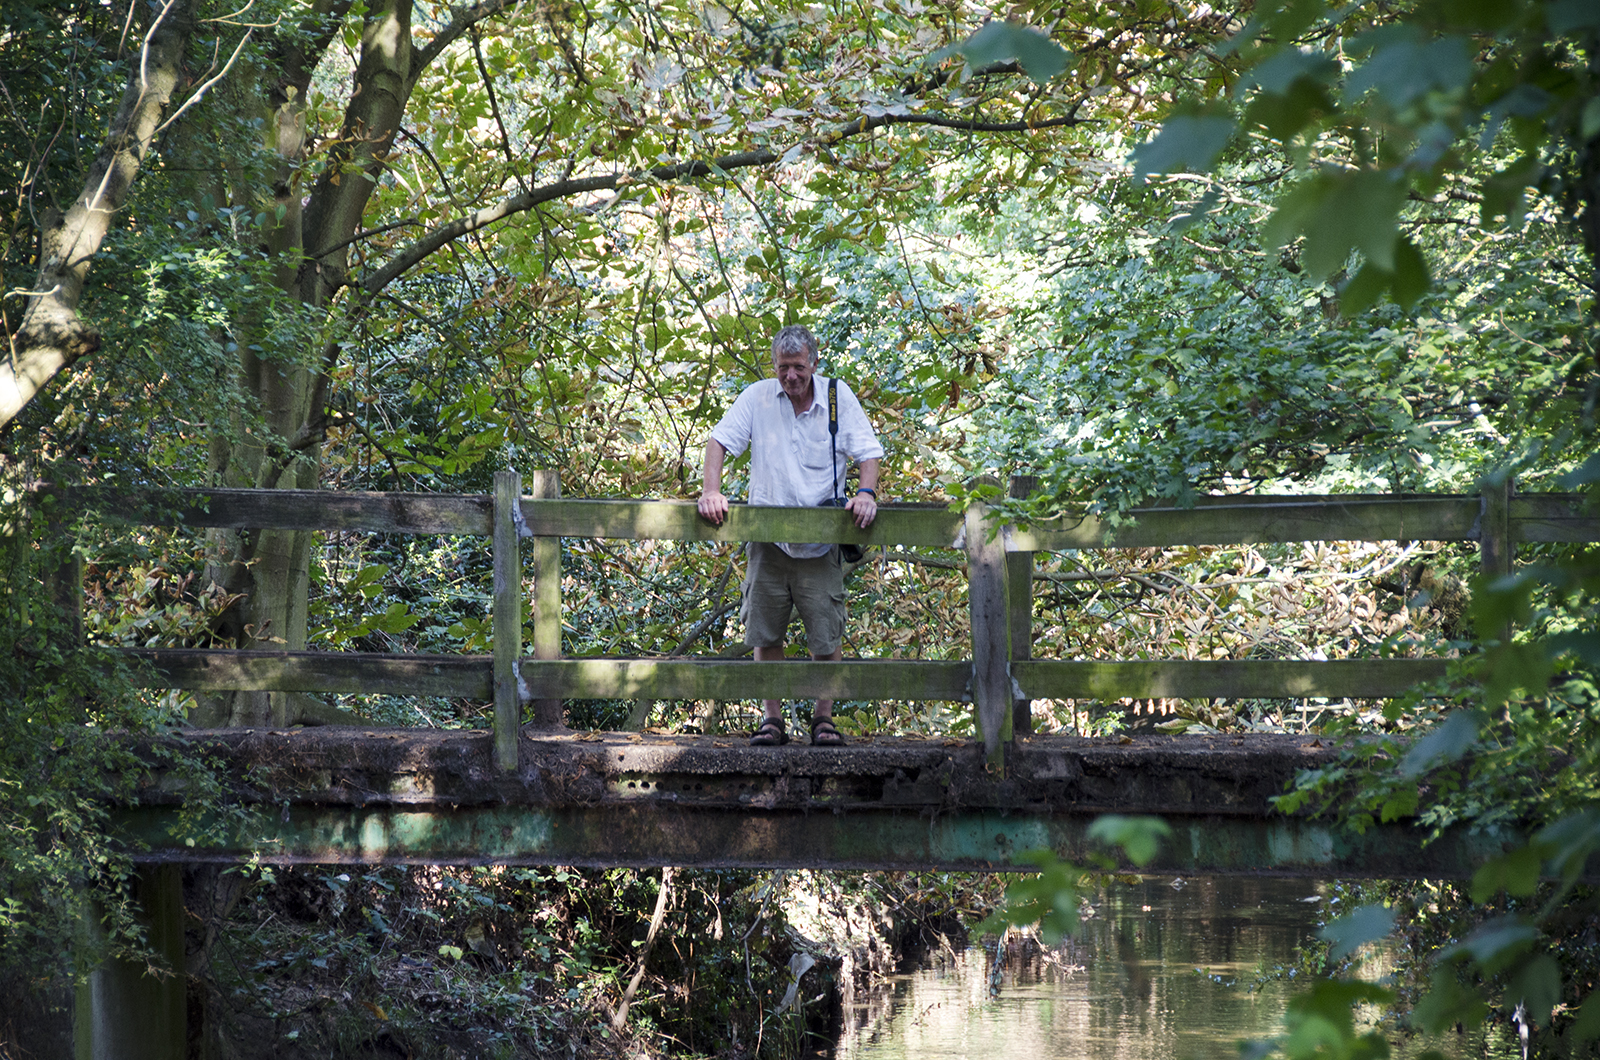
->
[836,876,1325,1060]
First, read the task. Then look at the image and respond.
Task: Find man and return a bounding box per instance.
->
[698,325,883,746]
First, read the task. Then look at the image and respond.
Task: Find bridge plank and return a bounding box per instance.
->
[54,488,1590,550]
[1513,494,1600,542]
[122,649,494,697]
[1015,658,1453,699]
[61,486,492,534]
[517,499,963,547]
[121,650,1451,702]
[1011,495,1483,549]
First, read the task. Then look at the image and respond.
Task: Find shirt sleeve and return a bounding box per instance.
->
[834,380,885,462]
[708,382,759,458]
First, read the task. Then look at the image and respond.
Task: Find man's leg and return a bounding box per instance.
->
[811,646,843,721]
[791,547,849,745]
[754,644,786,723]
[742,542,793,744]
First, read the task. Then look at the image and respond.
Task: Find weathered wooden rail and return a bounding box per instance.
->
[58,476,1597,772]
[46,479,1599,1057]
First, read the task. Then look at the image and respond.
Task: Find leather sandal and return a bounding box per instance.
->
[810,716,846,747]
[750,716,789,746]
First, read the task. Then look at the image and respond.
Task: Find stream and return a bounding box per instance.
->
[833,876,1518,1060]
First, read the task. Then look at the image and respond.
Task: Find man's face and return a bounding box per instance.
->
[773,348,817,405]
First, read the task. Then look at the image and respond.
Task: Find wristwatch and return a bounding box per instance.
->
[856,487,876,498]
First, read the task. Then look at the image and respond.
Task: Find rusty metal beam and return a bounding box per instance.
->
[114,729,1535,879]
[113,802,1514,878]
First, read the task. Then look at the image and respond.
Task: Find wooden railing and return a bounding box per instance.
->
[51,476,1599,770]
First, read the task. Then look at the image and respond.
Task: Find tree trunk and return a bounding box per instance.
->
[198,0,412,725]
[0,0,193,428]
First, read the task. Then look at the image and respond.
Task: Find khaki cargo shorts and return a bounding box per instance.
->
[740,541,846,657]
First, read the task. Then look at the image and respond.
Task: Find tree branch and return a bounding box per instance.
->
[0,0,193,429]
[360,107,1087,299]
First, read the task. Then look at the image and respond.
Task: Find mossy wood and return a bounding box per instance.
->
[121,649,1451,702]
[56,487,1597,545]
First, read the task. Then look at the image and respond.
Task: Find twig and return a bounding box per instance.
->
[611,866,674,1032]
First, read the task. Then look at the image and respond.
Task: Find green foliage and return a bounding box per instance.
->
[935,22,1070,84]
[0,496,244,984]
[1134,0,1600,318]
[981,815,1170,944]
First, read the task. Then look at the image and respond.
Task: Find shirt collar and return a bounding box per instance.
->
[772,375,824,415]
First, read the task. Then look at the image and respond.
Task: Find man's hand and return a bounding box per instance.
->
[699,491,729,525]
[700,439,729,524]
[845,491,877,528]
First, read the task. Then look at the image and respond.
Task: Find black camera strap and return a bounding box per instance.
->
[829,376,840,505]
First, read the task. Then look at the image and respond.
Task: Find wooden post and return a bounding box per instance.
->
[965,480,1013,771]
[493,471,522,772]
[528,470,565,730]
[74,866,185,1060]
[1479,474,1513,580]
[1007,475,1037,736]
[40,492,84,658]
[1479,473,1514,643]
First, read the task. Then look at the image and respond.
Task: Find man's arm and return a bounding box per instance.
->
[845,457,880,528]
[699,439,730,525]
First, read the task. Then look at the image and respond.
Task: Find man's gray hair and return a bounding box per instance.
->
[772,324,819,363]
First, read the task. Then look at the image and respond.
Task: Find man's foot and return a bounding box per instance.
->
[810,716,846,747]
[750,717,788,746]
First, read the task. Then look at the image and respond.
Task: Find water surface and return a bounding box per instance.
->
[837,876,1324,1060]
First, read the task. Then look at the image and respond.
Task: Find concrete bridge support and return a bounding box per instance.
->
[75,865,185,1060]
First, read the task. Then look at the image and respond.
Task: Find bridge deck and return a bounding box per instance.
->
[118,729,1514,878]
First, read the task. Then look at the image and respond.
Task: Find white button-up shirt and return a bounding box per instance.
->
[710,375,884,558]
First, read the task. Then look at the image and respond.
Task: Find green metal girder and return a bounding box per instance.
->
[112,802,1517,878]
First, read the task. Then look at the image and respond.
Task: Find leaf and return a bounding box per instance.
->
[1266,169,1408,278]
[1531,810,1600,884]
[1239,48,1340,97]
[1507,953,1562,1027]
[1346,34,1472,109]
[1557,452,1600,487]
[1413,967,1490,1034]
[1399,709,1482,777]
[1442,915,1537,973]
[1571,990,1600,1042]
[1130,107,1236,178]
[1087,814,1172,867]
[1581,97,1600,141]
[1245,78,1336,141]
[1390,237,1430,307]
[1339,263,1390,317]
[935,22,1069,85]
[1321,904,1395,962]
[1471,844,1544,903]
[1548,0,1600,33]
[1318,170,1407,273]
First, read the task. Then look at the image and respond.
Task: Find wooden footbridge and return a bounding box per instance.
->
[52,473,1594,877]
[44,475,1599,1057]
